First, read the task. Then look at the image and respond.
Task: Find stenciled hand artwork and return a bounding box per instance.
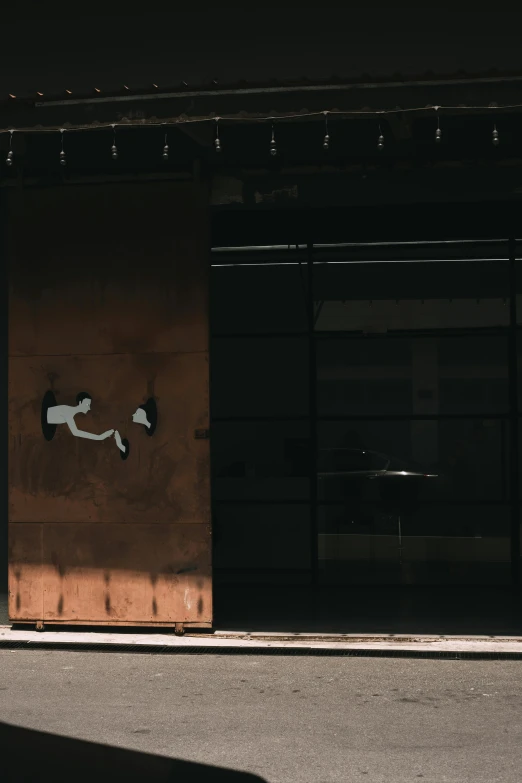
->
[44,392,115,442]
[113,429,130,461]
[42,390,157,462]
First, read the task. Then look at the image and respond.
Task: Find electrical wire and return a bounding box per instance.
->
[1,102,521,135]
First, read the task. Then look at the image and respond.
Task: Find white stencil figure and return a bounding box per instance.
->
[132,407,151,429]
[114,431,126,451]
[131,398,157,436]
[113,429,129,460]
[45,392,114,442]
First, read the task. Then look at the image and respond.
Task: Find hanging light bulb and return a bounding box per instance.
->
[492,124,499,146]
[5,130,13,167]
[323,111,330,150]
[270,124,277,157]
[377,125,384,150]
[111,125,118,159]
[435,112,442,143]
[214,118,221,152]
[162,129,169,161]
[59,129,66,166]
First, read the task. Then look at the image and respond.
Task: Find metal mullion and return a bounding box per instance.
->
[212,331,309,339]
[509,238,520,588]
[211,415,310,423]
[307,241,319,587]
[317,499,507,507]
[313,328,510,340]
[215,499,310,506]
[317,413,509,422]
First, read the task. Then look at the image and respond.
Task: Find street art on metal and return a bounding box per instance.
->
[114,430,130,460]
[41,391,157,460]
[42,391,114,443]
[132,398,157,436]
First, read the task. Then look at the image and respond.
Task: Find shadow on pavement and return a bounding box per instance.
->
[1,721,266,783]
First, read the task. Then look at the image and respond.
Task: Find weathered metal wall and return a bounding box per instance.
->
[8,181,212,626]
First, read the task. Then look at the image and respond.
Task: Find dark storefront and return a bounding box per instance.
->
[206,206,522,633]
[210,234,521,588]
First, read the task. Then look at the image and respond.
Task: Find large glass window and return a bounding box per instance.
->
[211,239,516,588]
[314,242,511,586]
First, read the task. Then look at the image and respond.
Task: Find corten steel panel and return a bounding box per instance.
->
[8,182,212,626]
[8,523,43,621]
[9,353,209,525]
[9,183,208,357]
[39,523,211,624]
[9,523,211,625]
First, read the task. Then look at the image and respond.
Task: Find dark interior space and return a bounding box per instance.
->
[3,4,522,96]
[213,586,522,637]
[210,207,522,634]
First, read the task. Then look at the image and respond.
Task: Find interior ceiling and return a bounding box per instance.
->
[2,6,522,97]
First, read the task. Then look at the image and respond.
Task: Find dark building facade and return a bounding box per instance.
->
[3,7,522,630]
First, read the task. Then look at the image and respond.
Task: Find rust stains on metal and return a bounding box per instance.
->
[8,182,212,627]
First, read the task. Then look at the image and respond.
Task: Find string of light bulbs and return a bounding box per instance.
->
[1,101,519,166]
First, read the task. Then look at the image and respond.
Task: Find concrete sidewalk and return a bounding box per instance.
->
[2,625,522,657]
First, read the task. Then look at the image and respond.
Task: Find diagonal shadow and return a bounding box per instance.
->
[1,721,266,783]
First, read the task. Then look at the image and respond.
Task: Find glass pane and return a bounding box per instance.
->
[516,333,522,410]
[212,421,310,501]
[515,244,522,325]
[317,336,509,417]
[318,417,510,586]
[211,337,309,418]
[318,504,510,586]
[318,420,508,505]
[211,261,308,335]
[438,337,508,415]
[213,503,311,572]
[314,245,509,334]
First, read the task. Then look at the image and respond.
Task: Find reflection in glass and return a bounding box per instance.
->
[209,240,516,590]
[211,251,308,335]
[317,419,510,585]
[314,255,509,333]
[213,503,311,575]
[212,421,310,501]
[211,337,309,418]
[318,420,507,504]
[317,336,509,417]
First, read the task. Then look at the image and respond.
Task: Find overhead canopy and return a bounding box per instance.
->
[2,5,522,98]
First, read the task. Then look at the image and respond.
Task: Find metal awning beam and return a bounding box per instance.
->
[35,74,522,109]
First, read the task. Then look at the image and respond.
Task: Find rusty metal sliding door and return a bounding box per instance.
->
[8,182,212,627]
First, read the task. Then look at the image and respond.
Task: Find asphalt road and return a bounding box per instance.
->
[1,650,522,782]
